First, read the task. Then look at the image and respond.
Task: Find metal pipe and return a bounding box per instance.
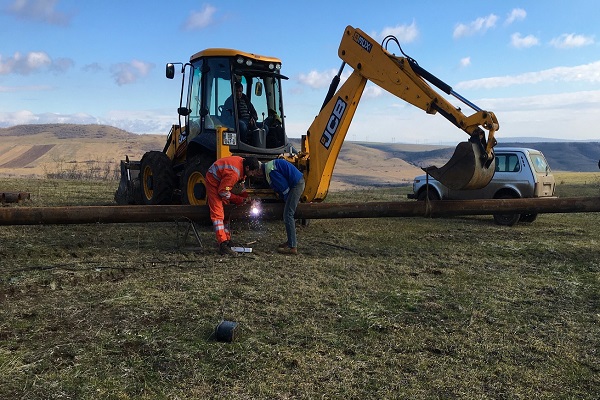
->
[1,197,600,226]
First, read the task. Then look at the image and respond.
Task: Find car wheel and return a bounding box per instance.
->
[519,213,538,223]
[417,188,440,201]
[493,194,520,226]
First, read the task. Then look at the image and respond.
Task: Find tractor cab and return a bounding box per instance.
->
[167,49,291,167]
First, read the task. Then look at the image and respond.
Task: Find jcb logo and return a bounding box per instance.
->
[320,97,347,149]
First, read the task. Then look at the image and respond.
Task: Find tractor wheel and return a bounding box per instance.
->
[140,151,176,205]
[493,194,521,226]
[181,155,215,205]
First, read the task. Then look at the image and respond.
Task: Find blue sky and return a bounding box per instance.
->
[1,0,600,144]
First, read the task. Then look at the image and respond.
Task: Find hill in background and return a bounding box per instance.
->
[0,124,598,189]
[357,141,600,173]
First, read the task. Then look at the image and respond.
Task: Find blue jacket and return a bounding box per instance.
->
[264,159,303,201]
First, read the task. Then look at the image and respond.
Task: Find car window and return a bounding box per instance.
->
[530,154,549,173]
[495,154,520,172]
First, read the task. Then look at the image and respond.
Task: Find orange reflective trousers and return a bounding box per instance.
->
[205,156,245,244]
[206,174,230,244]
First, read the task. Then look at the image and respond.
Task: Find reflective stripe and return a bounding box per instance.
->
[282,187,290,196]
[219,191,231,199]
[214,222,229,233]
[208,163,241,182]
[264,160,276,185]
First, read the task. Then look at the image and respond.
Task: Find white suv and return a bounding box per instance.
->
[409,147,556,226]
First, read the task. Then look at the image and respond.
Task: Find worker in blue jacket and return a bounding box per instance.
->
[261,159,305,255]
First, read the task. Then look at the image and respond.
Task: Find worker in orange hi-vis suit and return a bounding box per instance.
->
[205,156,261,255]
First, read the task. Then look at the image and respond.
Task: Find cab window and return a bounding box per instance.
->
[204,57,233,131]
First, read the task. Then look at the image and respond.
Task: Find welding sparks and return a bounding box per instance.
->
[250,200,262,217]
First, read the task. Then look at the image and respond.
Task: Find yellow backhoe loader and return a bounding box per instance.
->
[115,25,498,206]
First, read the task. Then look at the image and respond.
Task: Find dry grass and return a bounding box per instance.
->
[1,178,599,399]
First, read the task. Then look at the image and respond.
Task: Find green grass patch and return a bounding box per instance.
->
[1,177,599,399]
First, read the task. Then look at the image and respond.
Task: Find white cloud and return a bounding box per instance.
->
[0,110,102,127]
[505,8,526,25]
[489,90,600,111]
[296,67,359,90]
[453,14,498,39]
[110,60,154,86]
[0,51,72,75]
[460,57,471,68]
[5,0,71,25]
[182,4,217,31]
[297,69,338,89]
[377,21,419,43]
[4,88,600,141]
[50,57,75,73]
[0,110,39,126]
[363,85,384,99]
[550,33,595,49]
[510,33,539,49]
[456,60,600,90]
[104,109,174,135]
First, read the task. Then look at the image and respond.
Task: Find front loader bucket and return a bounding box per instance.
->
[422,141,496,190]
[114,158,141,205]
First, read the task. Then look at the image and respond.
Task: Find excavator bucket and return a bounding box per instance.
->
[422,141,496,190]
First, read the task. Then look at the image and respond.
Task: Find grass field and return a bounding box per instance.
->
[1,176,599,399]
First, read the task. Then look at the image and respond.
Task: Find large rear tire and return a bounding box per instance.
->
[140,151,176,205]
[181,155,215,205]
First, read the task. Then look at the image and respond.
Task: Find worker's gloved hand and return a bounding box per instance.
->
[229,193,245,205]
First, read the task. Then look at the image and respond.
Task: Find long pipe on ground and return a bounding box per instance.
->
[1,197,600,226]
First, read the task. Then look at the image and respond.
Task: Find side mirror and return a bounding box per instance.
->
[166,63,175,79]
[254,81,263,97]
[177,107,191,116]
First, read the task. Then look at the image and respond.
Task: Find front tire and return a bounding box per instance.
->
[140,151,176,205]
[181,155,215,205]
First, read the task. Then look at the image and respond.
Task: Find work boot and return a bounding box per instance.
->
[278,241,289,249]
[277,246,298,255]
[219,241,237,256]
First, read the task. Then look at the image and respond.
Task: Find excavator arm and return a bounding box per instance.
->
[299,25,499,202]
